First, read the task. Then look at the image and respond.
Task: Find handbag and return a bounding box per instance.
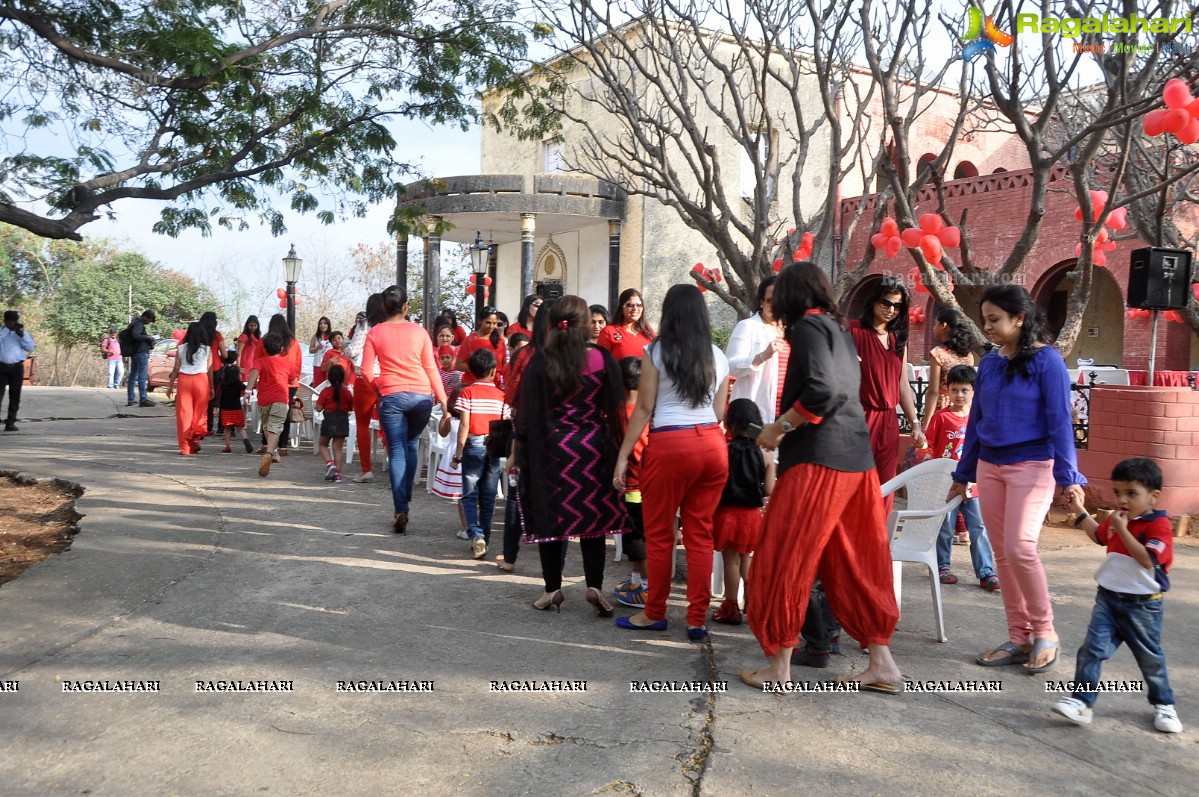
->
[486,418,512,459]
[288,401,305,424]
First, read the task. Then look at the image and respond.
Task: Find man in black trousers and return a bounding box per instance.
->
[0,310,35,431]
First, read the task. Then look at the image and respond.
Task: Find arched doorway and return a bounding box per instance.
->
[953,161,979,180]
[1031,260,1125,365]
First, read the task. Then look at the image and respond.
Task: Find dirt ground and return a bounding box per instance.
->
[0,474,83,587]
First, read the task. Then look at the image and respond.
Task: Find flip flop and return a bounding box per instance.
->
[975,641,1029,667]
[835,674,903,695]
[1024,637,1060,673]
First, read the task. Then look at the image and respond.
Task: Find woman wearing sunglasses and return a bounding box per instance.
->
[851,278,925,507]
[596,288,655,361]
[508,295,542,340]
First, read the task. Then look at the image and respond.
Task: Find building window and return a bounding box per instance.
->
[740,130,776,202]
[953,161,979,179]
[543,140,564,174]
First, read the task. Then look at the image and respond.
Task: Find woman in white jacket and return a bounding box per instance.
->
[726,275,787,423]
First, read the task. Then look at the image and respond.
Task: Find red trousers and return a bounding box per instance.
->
[353,385,378,474]
[747,462,898,657]
[175,372,210,454]
[640,425,728,627]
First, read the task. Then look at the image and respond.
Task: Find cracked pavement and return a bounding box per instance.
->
[0,387,1196,796]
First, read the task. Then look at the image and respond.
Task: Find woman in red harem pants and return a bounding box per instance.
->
[167,322,215,456]
[849,277,925,510]
[743,262,903,692]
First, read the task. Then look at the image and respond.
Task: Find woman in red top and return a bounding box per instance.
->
[361,285,448,534]
[455,306,507,388]
[850,278,925,499]
[507,294,542,340]
[237,316,261,377]
[597,288,655,361]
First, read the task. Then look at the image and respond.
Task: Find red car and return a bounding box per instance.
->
[147,338,178,391]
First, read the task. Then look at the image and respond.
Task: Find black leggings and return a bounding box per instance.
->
[622,500,646,563]
[539,537,606,593]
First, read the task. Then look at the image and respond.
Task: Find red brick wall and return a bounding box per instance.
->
[1077,385,1199,515]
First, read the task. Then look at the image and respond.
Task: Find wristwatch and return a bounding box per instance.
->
[779,417,795,433]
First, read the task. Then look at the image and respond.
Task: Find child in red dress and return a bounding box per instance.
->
[316,364,354,483]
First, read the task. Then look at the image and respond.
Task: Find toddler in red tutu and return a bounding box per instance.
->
[712,398,776,624]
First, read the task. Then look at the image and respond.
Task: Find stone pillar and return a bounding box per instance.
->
[608,219,622,315]
[424,218,442,334]
[397,234,408,298]
[520,213,536,300]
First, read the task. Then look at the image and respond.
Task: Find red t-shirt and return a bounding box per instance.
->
[210,332,225,372]
[457,381,507,436]
[321,348,356,387]
[1094,511,1173,594]
[317,385,355,414]
[253,355,299,406]
[597,324,653,362]
[923,407,973,497]
[456,333,507,388]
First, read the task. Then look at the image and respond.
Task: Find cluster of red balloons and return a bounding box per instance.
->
[1073,190,1127,267]
[1143,79,1199,145]
[275,287,303,309]
[872,214,960,270]
[465,273,492,297]
[691,262,723,292]
[1125,308,1187,323]
[770,230,815,271]
[908,307,927,324]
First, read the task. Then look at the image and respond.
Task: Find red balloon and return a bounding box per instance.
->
[278,299,287,308]
[1176,117,1199,146]
[1165,310,1184,323]
[171,329,185,341]
[880,218,899,237]
[772,258,783,272]
[1163,78,1193,110]
[900,228,924,248]
[915,281,930,294]
[691,263,704,275]
[885,238,902,258]
[871,232,889,250]
[1143,108,1170,137]
[1107,207,1127,231]
[920,235,943,266]
[697,283,708,293]
[484,276,493,286]
[938,226,961,248]
[1126,309,1137,320]
[1164,108,1190,134]
[276,287,287,299]
[466,284,475,295]
[1193,283,1199,301]
[1094,251,1107,267]
[918,213,943,234]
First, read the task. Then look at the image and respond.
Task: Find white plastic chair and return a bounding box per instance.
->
[881,457,963,643]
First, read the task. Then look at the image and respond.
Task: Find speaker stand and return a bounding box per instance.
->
[1148,309,1160,386]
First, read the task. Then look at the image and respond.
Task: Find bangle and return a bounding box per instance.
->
[1074,512,1090,528]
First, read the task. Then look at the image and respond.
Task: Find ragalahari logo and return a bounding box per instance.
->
[960,7,1014,61]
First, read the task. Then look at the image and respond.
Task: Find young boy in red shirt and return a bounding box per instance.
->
[922,365,999,591]
[1057,457,1180,733]
[613,356,651,608]
[450,348,508,560]
[247,333,299,477]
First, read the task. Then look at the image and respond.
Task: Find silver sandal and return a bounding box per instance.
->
[975,641,1029,667]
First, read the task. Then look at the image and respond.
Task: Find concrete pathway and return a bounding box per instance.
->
[0,387,1195,796]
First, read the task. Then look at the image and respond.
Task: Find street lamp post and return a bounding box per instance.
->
[469,230,489,325]
[282,244,302,334]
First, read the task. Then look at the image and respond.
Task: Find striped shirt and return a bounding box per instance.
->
[457,382,509,436]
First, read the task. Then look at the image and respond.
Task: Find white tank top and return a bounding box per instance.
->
[649,343,729,428]
[178,345,211,375]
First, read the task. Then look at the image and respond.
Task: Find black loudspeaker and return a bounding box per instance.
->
[1127,247,1193,310]
[536,282,564,301]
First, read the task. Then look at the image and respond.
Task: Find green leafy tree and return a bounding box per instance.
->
[0,1,532,241]
[47,252,216,350]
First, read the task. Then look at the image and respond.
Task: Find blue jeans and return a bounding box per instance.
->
[935,496,996,579]
[1071,587,1174,707]
[127,352,149,402]
[377,392,433,514]
[107,359,124,389]
[459,438,500,543]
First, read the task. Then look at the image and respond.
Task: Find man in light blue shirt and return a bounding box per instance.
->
[0,309,35,431]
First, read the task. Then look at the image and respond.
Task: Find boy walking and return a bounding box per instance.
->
[1055,457,1180,733]
[922,365,1000,591]
[247,333,298,477]
[450,349,507,560]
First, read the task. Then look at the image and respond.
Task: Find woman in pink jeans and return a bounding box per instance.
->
[950,285,1085,673]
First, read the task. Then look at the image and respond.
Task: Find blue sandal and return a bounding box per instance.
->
[1024,637,1060,673]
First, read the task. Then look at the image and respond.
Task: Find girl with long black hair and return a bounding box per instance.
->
[922,308,977,428]
[613,284,730,640]
[951,285,1085,673]
[166,321,214,456]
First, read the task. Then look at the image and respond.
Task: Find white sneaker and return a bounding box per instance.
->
[1154,704,1182,733]
[351,471,374,483]
[1052,697,1093,726]
[471,537,487,560]
[456,529,470,540]
[324,462,337,481]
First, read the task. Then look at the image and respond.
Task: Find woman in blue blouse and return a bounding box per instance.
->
[950,285,1086,674]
